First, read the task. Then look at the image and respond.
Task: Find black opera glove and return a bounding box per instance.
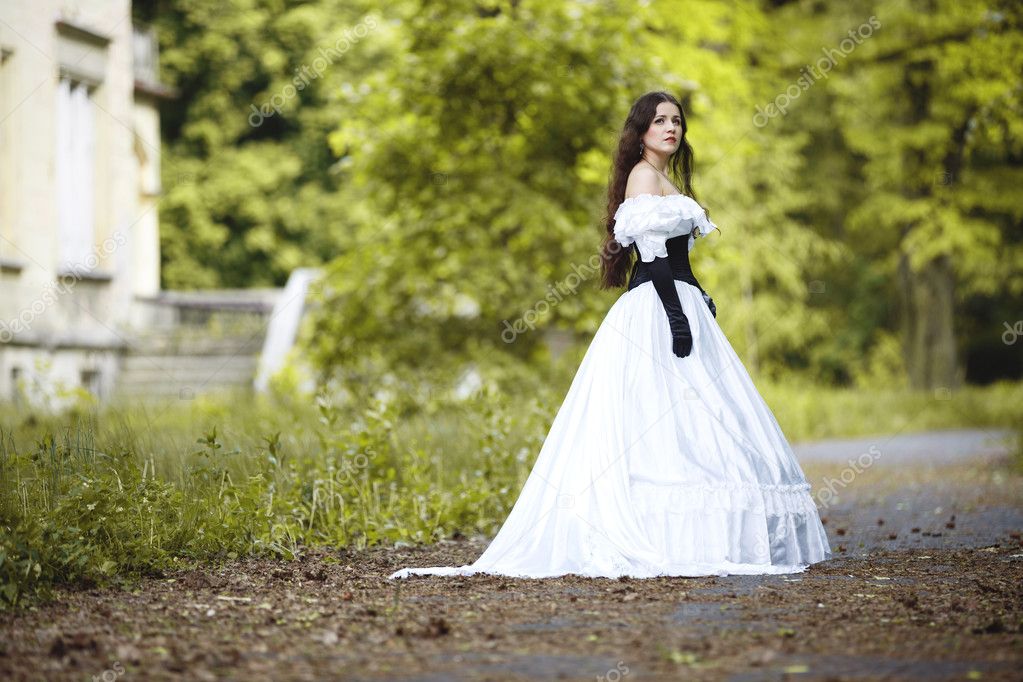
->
[647,255,693,358]
[702,291,717,318]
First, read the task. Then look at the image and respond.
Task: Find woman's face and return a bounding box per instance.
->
[643,102,682,154]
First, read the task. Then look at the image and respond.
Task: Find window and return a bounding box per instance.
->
[10,366,21,403]
[55,75,96,273]
[80,368,101,397]
[0,48,14,263]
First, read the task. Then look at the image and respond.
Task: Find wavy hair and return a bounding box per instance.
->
[598,91,718,289]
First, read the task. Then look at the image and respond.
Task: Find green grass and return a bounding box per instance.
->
[761,378,1023,442]
[0,382,551,608]
[1,373,1020,608]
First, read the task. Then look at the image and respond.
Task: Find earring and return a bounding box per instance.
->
[639,142,644,153]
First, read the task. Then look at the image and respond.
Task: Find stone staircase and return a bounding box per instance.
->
[114,288,280,401]
[115,331,265,399]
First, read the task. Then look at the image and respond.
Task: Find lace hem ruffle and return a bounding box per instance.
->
[629,477,818,515]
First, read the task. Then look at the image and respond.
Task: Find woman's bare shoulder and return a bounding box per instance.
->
[624,164,662,198]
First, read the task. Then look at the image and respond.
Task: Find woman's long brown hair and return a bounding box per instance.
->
[598,91,717,290]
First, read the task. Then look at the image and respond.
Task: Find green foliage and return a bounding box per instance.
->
[761,377,1023,441]
[141,0,1023,388]
[775,0,1023,386]
[306,0,650,377]
[2,374,1019,608]
[136,0,376,288]
[0,380,557,608]
[0,428,189,606]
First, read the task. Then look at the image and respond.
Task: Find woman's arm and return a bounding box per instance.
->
[647,255,693,358]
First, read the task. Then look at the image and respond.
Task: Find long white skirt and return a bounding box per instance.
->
[389,281,832,579]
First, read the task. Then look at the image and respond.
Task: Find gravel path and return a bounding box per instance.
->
[793,427,1016,465]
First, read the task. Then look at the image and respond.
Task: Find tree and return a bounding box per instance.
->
[305,0,655,384]
[135,0,382,288]
[780,0,1023,389]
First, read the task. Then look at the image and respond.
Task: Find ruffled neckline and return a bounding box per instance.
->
[612,191,718,251]
[618,192,695,208]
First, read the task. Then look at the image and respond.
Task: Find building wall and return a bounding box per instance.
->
[0,0,162,407]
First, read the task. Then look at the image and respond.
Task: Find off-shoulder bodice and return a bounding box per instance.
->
[612,193,716,262]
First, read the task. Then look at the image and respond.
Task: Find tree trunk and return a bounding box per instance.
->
[897,58,963,391]
[897,252,961,389]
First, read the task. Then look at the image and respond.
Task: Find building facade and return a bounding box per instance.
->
[0,0,171,407]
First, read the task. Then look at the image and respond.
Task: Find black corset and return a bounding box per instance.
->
[626,234,705,294]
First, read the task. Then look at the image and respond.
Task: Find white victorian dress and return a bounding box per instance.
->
[389,193,832,579]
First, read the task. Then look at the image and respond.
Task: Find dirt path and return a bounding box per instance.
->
[2,438,1021,681]
[793,427,1015,466]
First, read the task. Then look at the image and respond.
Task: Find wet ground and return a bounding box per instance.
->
[1,429,1021,681]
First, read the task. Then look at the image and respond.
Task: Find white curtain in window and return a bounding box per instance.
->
[56,76,72,265]
[56,77,95,272]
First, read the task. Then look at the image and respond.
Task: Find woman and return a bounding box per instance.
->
[389,91,832,579]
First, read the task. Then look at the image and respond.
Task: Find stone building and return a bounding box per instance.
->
[0,1,312,410]
[0,1,171,408]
